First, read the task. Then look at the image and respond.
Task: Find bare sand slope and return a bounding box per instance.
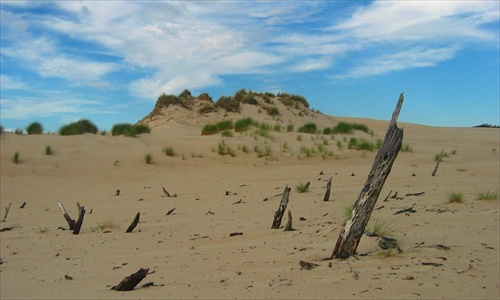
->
[1,119,499,299]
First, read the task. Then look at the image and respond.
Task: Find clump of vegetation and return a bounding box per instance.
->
[254,145,271,157]
[401,143,413,152]
[59,119,98,135]
[217,140,235,156]
[94,220,118,231]
[112,123,150,137]
[295,182,310,193]
[266,106,280,116]
[367,219,394,237]
[14,128,24,135]
[343,203,354,221]
[447,191,464,203]
[336,140,343,151]
[476,190,498,201]
[298,122,317,134]
[434,151,450,161]
[234,117,253,132]
[221,130,233,137]
[163,146,176,157]
[217,120,234,131]
[277,92,310,108]
[144,153,153,164]
[26,121,44,135]
[348,137,374,151]
[12,151,20,164]
[0,124,3,135]
[45,145,52,155]
[215,96,240,112]
[331,122,370,134]
[201,124,219,136]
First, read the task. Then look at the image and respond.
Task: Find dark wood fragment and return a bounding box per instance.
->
[20,202,26,209]
[284,210,293,231]
[299,260,320,270]
[394,207,416,215]
[166,208,176,215]
[431,149,444,176]
[72,205,86,234]
[406,192,425,196]
[111,268,149,291]
[2,203,11,222]
[323,177,332,202]
[229,232,243,237]
[271,186,291,229]
[126,212,140,233]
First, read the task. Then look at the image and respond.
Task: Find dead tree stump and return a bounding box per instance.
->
[324,177,332,201]
[431,149,444,176]
[111,268,149,291]
[271,186,291,229]
[73,204,86,235]
[126,212,140,233]
[331,93,405,259]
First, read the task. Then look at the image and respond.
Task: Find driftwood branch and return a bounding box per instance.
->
[126,212,140,233]
[2,203,12,222]
[271,186,291,229]
[323,177,332,201]
[331,93,404,259]
[57,201,76,230]
[111,268,149,291]
[431,149,444,176]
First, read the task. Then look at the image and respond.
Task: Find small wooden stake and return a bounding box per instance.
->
[323,177,332,201]
[2,203,11,222]
[431,149,444,176]
[284,210,293,231]
[271,186,291,229]
[126,212,140,233]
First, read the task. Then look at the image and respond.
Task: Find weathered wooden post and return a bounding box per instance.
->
[271,186,291,229]
[73,204,86,235]
[284,210,293,231]
[331,93,404,259]
[57,201,76,230]
[324,177,332,201]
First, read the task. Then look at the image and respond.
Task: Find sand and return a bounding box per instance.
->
[1,105,499,299]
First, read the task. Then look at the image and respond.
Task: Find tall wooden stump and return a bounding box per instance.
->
[431,149,444,176]
[271,186,291,229]
[331,93,405,259]
[324,177,332,201]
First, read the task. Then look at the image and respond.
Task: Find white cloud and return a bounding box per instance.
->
[0,75,28,90]
[336,47,458,79]
[0,97,100,120]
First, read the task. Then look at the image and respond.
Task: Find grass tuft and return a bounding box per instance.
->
[26,121,44,135]
[163,147,176,157]
[476,190,498,201]
[45,145,52,155]
[144,153,153,164]
[295,182,310,193]
[447,191,464,203]
[12,151,20,164]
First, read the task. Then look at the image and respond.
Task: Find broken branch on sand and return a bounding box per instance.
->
[111,268,149,291]
[126,212,140,233]
[1,203,11,222]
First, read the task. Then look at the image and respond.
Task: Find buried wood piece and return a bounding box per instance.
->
[126,212,140,233]
[57,201,76,230]
[323,177,332,201]
[299,260,320,270]
[394,207,416,215]
[166,208,176,216]
[20,202,26,209]
[2,203,11,222]
[406,191,425,196]
[73,204,86,235]
[431,149,444,176]
[331,93,404,260]
[271,186,291,229]
[162,187,171,197]
[284,210,293,231]
[111,268,149,291]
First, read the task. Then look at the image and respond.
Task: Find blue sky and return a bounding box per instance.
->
[1,1,499,132]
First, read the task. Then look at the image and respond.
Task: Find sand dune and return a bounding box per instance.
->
[1,103,499,299]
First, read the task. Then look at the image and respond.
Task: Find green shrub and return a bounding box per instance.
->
[12,151,20,164]
[133,124,150,134]
[296,134,303,141]
[14,128,24,135]
[201,124,219,136]
[348,137,358,149]
[267,106,280,116]
[357,140,374,151]
[112,123,150,137]
[26,121,43,135]
[221,130,233,137]
[215,96,240,112]
[352,123,369,133]
[476,190,498,200]
[273,123,282,132]
[45,145,52,155]
[333,122,353,134]
[287,124,294,132]
[323,127,333,135]
[59,119,98,135]
[217,120,233,131]
[295,182,310,193]
[144,153,153,164]
[163,147,175,157]
[447,191,464,203]
[298,122,317,134]
[401,143,413,152]
[0,124,3,134]
[336,140,343,151]
[234,117,253,132]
